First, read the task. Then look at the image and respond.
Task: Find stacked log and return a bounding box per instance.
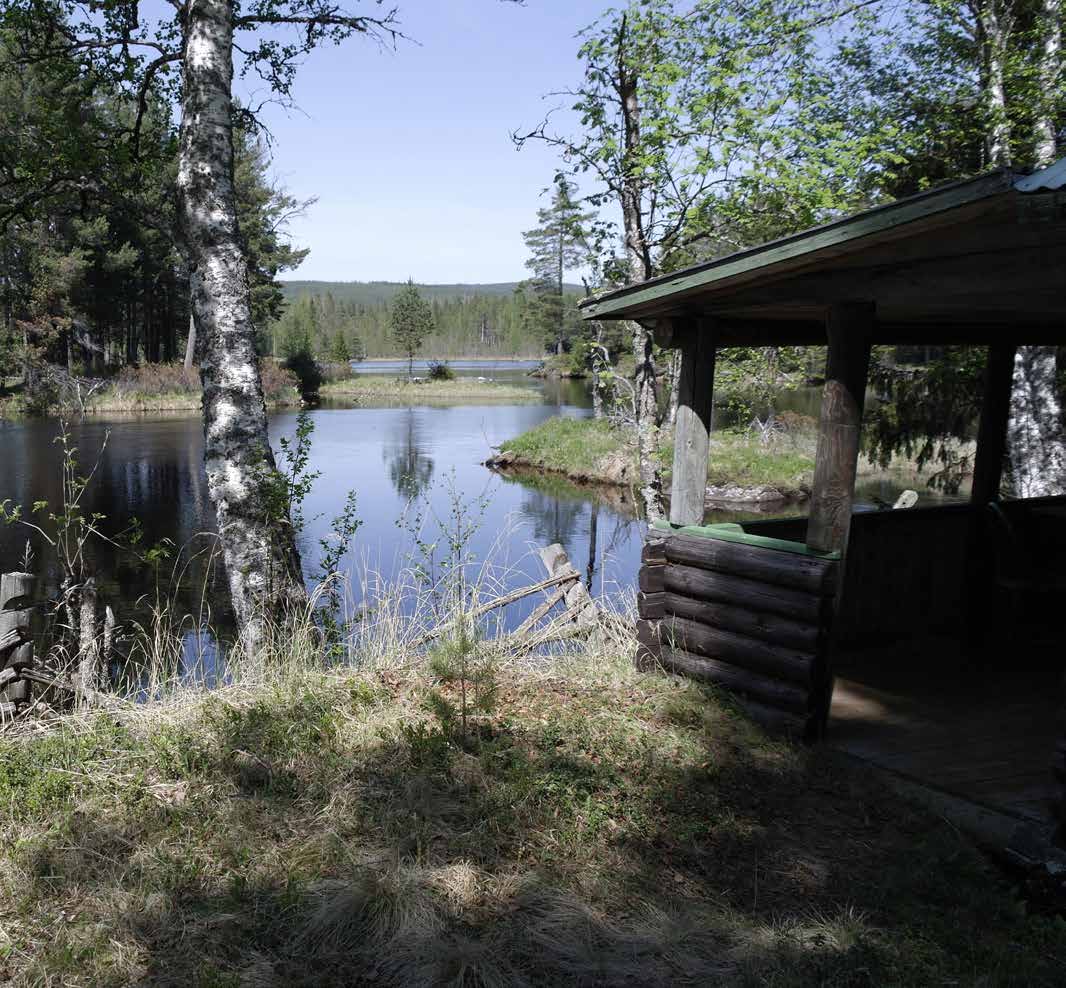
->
[0,572,35,719]
[636,531,838,740]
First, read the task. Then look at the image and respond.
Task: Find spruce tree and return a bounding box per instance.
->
[521,176,594,355]
[391,280,434,378]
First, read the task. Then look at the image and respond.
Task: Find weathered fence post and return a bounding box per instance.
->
[0,572,35,719]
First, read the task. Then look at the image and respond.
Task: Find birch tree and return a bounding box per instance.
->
[3,0,398,648]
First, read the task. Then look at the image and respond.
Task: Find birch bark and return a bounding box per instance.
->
[1007,346,1066,496]
[176,0,307,648]
[1034,0,1062,167]
[976,0,1013,168]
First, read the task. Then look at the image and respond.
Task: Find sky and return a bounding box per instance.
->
[236,1,614,284]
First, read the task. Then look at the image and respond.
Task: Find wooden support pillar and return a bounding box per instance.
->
[806,302,874,555]
[668,318,716,527]
[970,343,1016,506]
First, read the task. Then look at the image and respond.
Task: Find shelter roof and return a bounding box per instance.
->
[579,160,1066,346]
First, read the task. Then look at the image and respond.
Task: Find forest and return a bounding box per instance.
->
[268,282,585,360]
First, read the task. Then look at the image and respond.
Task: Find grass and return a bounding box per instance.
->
[322,376,538,403]
[1,640,1063,986]
[499,417,816,494]
[661,430,816,493]
[499,416,632,482]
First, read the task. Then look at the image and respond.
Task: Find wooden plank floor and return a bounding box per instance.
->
[828,644,1061,827]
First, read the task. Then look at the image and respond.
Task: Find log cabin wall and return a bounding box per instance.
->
[637,525,839,739]
[744,505,972,645]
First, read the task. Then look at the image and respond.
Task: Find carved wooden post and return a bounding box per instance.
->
[806,302,874,554]
[669,318,716,527]
[0,572,35,717]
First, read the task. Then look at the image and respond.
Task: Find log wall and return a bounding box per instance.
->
[637,531,838,739]
[0,572,35,719]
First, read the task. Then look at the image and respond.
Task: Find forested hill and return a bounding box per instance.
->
[268,280,589,360]
[281,280,584,305]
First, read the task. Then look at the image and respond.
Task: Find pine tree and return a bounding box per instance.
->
[521,176,594,355]
[391,280,434,378]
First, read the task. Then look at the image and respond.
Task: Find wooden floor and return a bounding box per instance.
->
[828,640,1062,828]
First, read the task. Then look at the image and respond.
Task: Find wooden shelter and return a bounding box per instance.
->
[581,159,1066,841]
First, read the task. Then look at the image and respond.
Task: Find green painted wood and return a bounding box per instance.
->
[652,520,840,560]
[580,171,1014,321]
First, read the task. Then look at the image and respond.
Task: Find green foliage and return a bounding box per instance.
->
[282,349,323,402]
[521,175,597,354]
[864,347,986,493]
[424,613,497,745]
[426,360,455,381]
[714,346,816,425]
[0,23,307,378]
[269,284,576,361]
[390,280,435,377]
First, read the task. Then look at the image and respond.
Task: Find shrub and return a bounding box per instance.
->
[260,361,301,402]
[282,349,324,402]
[426,360,455,382]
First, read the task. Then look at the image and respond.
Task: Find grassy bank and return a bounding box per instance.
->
[323,376,538,403]
[493,416,817,494]
[1,363,303,417]
[1,646,1061,986]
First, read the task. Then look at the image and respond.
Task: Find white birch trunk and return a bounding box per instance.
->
[176,0,307,649]
[1034,0,1062,167]
[1007,346,1066,497]
[184,309,197,370]
[977,0,1013,167]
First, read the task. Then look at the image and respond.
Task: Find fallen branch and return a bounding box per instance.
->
[412,569,579,647]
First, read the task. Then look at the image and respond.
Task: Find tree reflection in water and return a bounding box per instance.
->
[383,407,435,501]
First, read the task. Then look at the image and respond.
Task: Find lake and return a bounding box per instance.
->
[0,363,639,664]
[0,362,937,676]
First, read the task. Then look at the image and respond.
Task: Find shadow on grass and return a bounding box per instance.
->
[1,673,1063,986]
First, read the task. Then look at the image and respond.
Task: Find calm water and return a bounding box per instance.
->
[0,364,640,656]
[0,366,935,670]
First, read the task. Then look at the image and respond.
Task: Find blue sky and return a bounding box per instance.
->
[238,1,613,284]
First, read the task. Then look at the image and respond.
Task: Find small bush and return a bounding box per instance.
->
[260,360,301,402]
[282,350,324,402]
[426,360,455,382]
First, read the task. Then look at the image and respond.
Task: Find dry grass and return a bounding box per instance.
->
[86,362,301,412]
[1,608,1063,986]
[321,376,537,404]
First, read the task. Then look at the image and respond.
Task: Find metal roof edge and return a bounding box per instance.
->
[1014,157,1066,192]
[580,167,1020,320]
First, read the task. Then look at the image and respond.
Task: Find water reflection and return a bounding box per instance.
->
[383,407,435,501]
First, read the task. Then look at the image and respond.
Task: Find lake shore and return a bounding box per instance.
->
[322,376,539,402]
[486,417,816,505]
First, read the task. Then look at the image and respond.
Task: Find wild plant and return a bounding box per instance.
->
[424,608,497,746]
[265,409,362,641]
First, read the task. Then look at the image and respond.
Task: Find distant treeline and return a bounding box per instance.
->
[268,283,588,360]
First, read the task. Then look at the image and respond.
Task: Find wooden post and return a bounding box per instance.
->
[0,572,34,714]
[669,318,716,527]
[965,343,1017,656]
[806,302,874,554]
[970,343,1016,506]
